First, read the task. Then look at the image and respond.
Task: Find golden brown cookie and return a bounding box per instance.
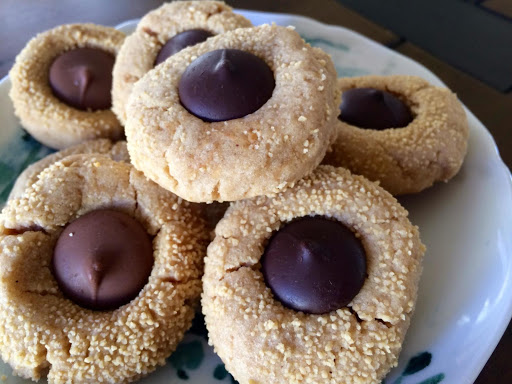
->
[112,0,252,124]
[0,154,209,383]
[8,139,129,201]
[323,75,469,195]
[9,24,125,149]
[126,24,339,202]
[202,165,425,384]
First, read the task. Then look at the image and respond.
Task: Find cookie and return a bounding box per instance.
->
[202,165,425,384]
[7,137,229,235]
[112,0,252,124]
[323,75,469,195]
[0,154,209,383]
[8,139,129,201]
[126,24,339,202]
[9,24,125,149]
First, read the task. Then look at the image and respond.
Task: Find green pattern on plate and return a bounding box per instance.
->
[213,364,237,383]
[0,130,52,205]
[169,341,205,380]
[335,66,371,77]
[384,352,445,384]
[303,35,370,77]
[213,364,229,380]
[403,352,432,376]
[418,373,445,384]
[303,37,349,51]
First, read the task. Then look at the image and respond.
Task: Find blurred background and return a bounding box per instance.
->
[0,0,510,382]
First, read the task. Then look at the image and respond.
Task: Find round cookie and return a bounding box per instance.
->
[0,154,209,383]
[112,0,252,124]
[323,75,469,195]
[126,24,339,202]
[9,24,125,149]
[8,139,129,201]
[202,165,425,384]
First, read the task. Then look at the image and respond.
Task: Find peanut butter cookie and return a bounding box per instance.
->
[0,154,209,383]
[203,165,425,384]
[126,24,339,202]
[323,75,469,195]
[9,24,125,149]
[8,139,129,201]
[112,0,251,124]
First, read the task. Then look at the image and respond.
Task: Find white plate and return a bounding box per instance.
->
[1,9,511,384]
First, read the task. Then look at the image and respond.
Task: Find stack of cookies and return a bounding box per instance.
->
[1,1,469,383]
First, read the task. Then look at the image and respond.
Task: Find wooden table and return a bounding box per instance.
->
[0,1,510,382]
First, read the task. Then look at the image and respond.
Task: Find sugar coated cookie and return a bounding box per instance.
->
[112,0,252,124]
[9,24,125,149]
[126,24,339,202]
[323,75,469,195]
[8,139,129,201]
[203,165,425,384]
[0,155,209,383]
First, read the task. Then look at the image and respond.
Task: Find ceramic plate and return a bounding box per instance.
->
[0,9,511,384]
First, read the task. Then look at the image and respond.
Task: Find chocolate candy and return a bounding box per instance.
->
[155,29,214,66]
[179,49,275,122]
[49,47,115,111]
[52,209,153,311]
[339,87,413,130]
[261,216,367,314]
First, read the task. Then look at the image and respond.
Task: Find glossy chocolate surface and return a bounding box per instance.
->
[179,49,275,122]
[155,29,213,65]
[49,47,115,110]
[53,209,153,311]
[261,216,367,314]
[339,87,413,129]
